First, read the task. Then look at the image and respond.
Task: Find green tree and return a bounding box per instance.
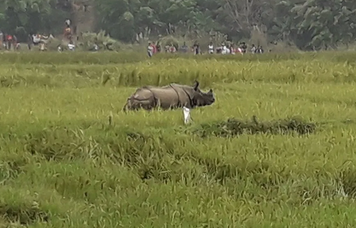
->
[1,0,356,49]
[272,0,356,50]
[0,0,70,41]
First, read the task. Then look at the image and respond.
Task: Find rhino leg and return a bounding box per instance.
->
[123,94,157,111]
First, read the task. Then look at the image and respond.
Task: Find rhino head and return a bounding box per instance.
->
[190,80,215,107]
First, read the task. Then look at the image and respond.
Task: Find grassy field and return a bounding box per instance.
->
[1,51,356,227]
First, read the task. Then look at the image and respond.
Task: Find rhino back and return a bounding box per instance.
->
[132,87,155,100]
[149,87,181,109]
[169,84,193,108]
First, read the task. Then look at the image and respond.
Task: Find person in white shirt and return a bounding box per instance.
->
[208,42,214,54]
[68,40,75,51]
[65,19,71,27]
[32,34,41,44]
[221,44,230,54]
[147,42,153,57]
[251,44,256,53]
[0,31,3,48]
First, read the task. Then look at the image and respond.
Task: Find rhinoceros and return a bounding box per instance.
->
[122,81,215,111]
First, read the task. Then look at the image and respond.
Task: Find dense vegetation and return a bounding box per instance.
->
[1,0,356,50]
[0,51,356,227]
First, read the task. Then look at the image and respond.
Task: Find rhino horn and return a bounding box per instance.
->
[193,80,199,91]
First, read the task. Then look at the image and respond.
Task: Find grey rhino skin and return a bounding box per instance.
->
[122,81,215,111]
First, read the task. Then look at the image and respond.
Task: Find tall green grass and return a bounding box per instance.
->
[1,50,356,64]
[0,52,356,227]
[1,56,356,88]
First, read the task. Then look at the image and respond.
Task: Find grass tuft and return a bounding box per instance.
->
[191,116,316,137]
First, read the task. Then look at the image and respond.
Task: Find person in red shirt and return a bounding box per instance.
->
[6,34,13,50]
[169,44,176,53]
[151,43,157,54]
[6,34,12,41]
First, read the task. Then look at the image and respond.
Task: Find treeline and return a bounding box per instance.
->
[0,0,356,50]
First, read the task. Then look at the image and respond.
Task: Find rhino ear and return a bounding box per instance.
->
[193,80,199,91]
[209,89,213,93]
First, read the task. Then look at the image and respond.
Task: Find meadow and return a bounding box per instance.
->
[1,51,356,227]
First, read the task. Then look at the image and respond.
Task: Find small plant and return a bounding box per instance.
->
[191,116,316,138]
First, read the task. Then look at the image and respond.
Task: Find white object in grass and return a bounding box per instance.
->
[183,106,191,124]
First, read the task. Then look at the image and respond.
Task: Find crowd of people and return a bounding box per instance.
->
[0,32,20,50]
[0,30,55,51]
[1,23,267,55]
[147,41,266,57]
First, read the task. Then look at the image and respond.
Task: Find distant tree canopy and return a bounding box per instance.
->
[0,0,71,39]
[0,0,356,50]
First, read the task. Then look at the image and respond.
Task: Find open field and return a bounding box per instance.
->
[1,52,356,227]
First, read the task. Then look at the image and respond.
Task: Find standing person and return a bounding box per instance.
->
[64,25,71,41]
[169,44,176,53]
[6,34,14,50]
[156,41,161,53]
[208,42,214,54]
[230,43,236,55]
[251,44,256,53]
[152,42,157,54]
[181,42,188,53]
[259,46,264,53]
[1,32,5,49]
[256,45,264,54]
[193,41,200,55]
[27,34,33,50]
[3,33,6,50]
[3,33,7,50]
[241,42,247,53]
[0,31,3,50]
[147,42,154,57]
[221,43,229,54]
[13,35,19,51]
